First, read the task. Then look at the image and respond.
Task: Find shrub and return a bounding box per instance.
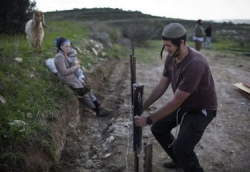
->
[121,19,160,46]
[0,0,36,34]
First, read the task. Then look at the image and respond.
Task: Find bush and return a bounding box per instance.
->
[0,0,36,34]
[121,19,160,46]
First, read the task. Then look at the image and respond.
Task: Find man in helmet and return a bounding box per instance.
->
[135,23,217,172]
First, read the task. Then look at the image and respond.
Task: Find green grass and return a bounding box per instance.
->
[0,20,110,169]
[133,40,164,65]
[187,38,250,55]
[0,18,130,170]
[131,38,242,65]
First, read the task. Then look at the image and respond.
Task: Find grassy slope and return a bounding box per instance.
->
[0,19,109,169]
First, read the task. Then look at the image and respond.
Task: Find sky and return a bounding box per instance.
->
[35,0,250,21]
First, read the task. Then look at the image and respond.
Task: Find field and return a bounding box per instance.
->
[0,8,250,172]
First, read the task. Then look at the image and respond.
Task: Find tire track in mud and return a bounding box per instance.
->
[55,59,132,172]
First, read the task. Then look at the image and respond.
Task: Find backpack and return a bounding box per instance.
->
[45,58,57,73]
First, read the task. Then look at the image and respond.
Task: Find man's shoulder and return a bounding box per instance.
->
[187,48,208,65]
[189,47,205,58]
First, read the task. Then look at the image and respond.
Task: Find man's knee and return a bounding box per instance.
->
[151,123,166,136]
[150,124,158,136]
[151,123,174,143]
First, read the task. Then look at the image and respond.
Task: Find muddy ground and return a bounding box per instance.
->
[54,49,250,172]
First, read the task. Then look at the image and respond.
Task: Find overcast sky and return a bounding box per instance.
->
[35,0,250,21]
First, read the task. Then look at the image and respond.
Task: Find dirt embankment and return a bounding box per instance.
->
[17,58,121,172]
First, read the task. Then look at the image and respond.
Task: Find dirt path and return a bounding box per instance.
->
[55,49,250,172]
[56,59,133,172]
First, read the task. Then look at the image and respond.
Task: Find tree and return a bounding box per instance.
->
[121,19,161,46]
[0,0,36,34]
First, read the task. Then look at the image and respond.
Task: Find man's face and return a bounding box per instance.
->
[162,40,178,57]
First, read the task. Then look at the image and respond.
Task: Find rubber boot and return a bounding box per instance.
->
[95,106,111,116]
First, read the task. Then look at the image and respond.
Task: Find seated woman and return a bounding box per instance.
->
[54,37,110,116]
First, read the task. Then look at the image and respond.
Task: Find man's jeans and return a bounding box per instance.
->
[151,108,216,172]
[205,37,212,49]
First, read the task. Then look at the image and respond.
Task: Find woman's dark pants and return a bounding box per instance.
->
[151,109,216,172]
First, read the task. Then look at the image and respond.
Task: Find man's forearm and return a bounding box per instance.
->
[143,87,166,111]
[143,76,170,111]
[149,89,190,123]
[149,100,179,123]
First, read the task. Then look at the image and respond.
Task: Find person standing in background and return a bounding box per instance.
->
[205,24,213,49]
[193,19,205,51]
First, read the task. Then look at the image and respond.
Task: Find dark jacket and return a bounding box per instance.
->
[205,27,212,37]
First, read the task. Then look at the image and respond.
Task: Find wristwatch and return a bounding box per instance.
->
[146,116,153,125]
